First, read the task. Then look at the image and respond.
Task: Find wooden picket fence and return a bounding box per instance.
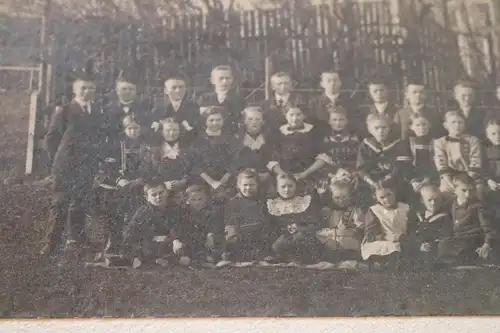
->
[45,0,470,110]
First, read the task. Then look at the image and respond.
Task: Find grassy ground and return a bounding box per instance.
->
[1,90,500,317]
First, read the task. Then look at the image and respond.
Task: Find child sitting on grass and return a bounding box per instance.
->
[267,173,322,264]
[121,180,185,268]
[175,183,225,266]
[438,174,496,266]
[410,182,453,270]
[317,180,364,263]
[361,183,413,272]
[222,169,271,265]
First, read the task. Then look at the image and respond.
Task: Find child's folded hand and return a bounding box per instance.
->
[151,122,161,132]
[172,239,184,254]
[487,179,498,191]
[287,223,298,235]
[117,179,129,187]
[132,258,142,269]
[476,243,491,260]
[420,242,431,252]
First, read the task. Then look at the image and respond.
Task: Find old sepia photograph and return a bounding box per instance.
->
[2,0,500,321]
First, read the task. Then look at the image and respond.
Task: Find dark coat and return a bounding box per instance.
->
[150,96,200,143]
[260,92,308,134]
[308,92,353,135]
[45,100,107,188]
[197,91,246,134]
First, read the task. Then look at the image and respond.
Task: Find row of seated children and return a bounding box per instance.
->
[104,168,496,271]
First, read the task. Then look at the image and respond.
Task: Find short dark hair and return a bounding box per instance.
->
[144,179,166,193]
[452,172,475,187]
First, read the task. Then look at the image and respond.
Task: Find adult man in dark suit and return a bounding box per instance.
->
[41,70,107,260]
[150,75,200,143]
[308,70,353,135]
[260,71,308,134]
[104,69,150,149]
[197,65,246,134]
[448,80,486,140]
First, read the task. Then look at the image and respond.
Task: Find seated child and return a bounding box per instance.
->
[434,111,482,194]
[223,169,271,263]
[121,180,183,268]
[231,106,274,184]
[438,174,496,265]
[300,106,359,187]
[186,106,237,201]
[267,106,320,183]
[403,116,438,192]
[394,80,444,140]
[150,76,199,143]
[410,182,453,269]
[267,173,322,264]
[175,183,225,265]
[197,65,246,134]
[262,72,307,133]
[356,113,411,204]
[361,183,413,272]
[151,118,189,204]
[96,115,152,257]
[317,180,364,263]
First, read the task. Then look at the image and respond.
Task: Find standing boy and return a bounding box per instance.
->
[361,75,400,139]
[41,69,107,260]
[450,80,485,139]
[150,75,199,143]
[197,65,246,134]
[394,79,444,140]
[105,69,149,150]
[262,72,308,133]
[308,70,352,135]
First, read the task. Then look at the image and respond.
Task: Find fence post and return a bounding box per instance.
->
[25,91,39,175]
[265,56,272,100]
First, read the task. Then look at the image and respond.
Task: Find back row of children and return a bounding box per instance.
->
[51,63,500,271]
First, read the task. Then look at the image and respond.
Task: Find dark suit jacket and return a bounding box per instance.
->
[104,99,150,148]
[394,105,445,140]
[150,96,200,143]
[447,101,486,139]
[197,91,246,134]
[308,92,353,135]
[260,92,308,133]
[358,103,400,140]
[45,100,107,187]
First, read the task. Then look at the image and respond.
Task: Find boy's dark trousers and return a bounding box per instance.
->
[42,172,95,257]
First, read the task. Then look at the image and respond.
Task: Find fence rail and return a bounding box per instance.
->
[43,1,466,107]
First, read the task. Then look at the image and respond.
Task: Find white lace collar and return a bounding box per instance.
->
[243,133,265,150]
[267,195,311,216]
[162,141,180,160]
[279,123,313,135]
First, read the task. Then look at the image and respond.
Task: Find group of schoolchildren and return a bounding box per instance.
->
[43,63,500,272]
